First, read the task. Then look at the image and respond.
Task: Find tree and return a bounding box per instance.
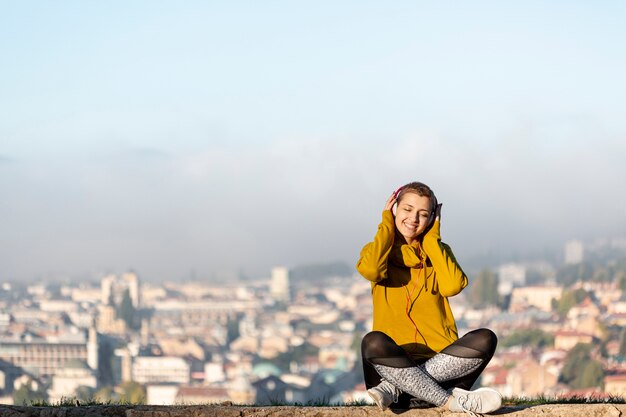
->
[560,343,592,385]
[272,342,319,372]
[350,331,365,379]
[576,361,604,389]
[592,268,609,282]
[560,343,604,389]
[12,381,46,405]
[617,270,626,292]
[467,269,499,308]
[119,381,145,404]
[93,386,114,403]
[619,329,626,357]
[75,385,96,403]
[501,329,554,349]
[554,288,588,318]
[556,262,594,286]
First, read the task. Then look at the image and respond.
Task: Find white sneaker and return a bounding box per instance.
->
[367,380,401,411]
[448,387,502,416]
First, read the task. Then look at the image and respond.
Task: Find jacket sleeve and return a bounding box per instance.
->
[422,219,468,297]
[356,211,395,282]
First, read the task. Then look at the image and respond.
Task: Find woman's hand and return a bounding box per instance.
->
[424,203,443,242]
[384,192,397,212]
[434,203,442,222]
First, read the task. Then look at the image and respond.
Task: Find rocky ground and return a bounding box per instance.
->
[1,404,625,417]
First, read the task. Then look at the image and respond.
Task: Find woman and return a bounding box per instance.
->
[357,182,501,414]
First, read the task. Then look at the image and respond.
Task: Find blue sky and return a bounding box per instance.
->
[1,1,625,281]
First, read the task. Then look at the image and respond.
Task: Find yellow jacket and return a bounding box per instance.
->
[356,211,468,360]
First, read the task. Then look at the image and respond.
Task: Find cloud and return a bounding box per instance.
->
[1,127,625,282]
[169,129,626,267]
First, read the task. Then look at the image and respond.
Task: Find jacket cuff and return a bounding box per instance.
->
[382,210,394,224]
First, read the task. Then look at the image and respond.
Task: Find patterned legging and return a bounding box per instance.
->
[361,328,497,408]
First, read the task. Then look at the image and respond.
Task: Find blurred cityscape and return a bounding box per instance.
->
[2,236,626,405]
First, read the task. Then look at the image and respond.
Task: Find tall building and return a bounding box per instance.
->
[87,323,99,371]
[123,272,141,308]
[101,274,116,305]
[564,240,584,265]
[270,267,290,303]
[497,263,526,296]
[96,304,127,335]
[112,347,133,383]
[100,272,141,308]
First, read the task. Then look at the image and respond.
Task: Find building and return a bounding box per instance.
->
[318,344,357,371]
[70,286,101,304]
[87,325,98,371]
[497,263,526,295]
[101,272,141,308]
[566,298,603,338]
[132,356,190,384]
[150,299,259,332]
[480,365,509,396]
[49,359,97,402]
[509,286,562,313]
[204,361,226,384]
[0,330,91,378]
[146,385,179,405]
[505,357,559,397]
[157,337,205,361]
[176,386,230,404]
[270,267,290,303]
[554,330,594,351]
[565,240,584,265]
[96,304,126,335]
[605,374,626,397]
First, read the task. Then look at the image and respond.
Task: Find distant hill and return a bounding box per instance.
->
[289,261,354,284]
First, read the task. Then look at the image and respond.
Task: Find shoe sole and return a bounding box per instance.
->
[451,387,502,414]
[472,387,503,413]
[367,389,388,411]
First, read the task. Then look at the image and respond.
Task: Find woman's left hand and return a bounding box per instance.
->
[424,203,443,242]
[434,203,442,222]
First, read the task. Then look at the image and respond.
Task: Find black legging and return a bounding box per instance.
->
[362,329,497,408]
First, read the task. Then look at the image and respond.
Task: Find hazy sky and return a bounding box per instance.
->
[1,1,625,282]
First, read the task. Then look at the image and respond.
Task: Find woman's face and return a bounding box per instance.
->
[394,192,432,244]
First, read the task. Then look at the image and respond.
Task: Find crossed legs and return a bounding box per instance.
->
[361,329,497,408]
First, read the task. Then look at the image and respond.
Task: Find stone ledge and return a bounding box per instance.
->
[0,404,625,417]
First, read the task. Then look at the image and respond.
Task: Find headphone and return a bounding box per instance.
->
[392,185,438,227]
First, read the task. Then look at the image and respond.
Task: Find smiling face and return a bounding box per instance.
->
[394,192,432,244]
